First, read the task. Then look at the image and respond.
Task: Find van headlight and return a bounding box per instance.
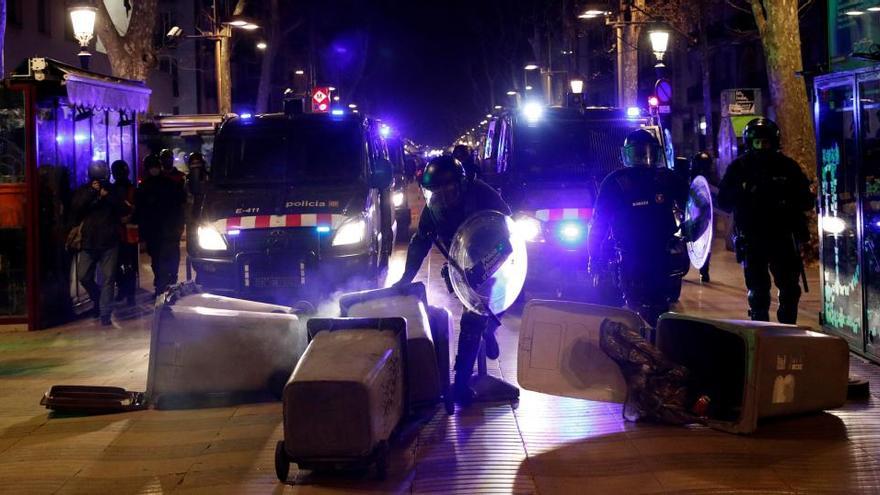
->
[514,214,544,243]
[332,218,366,246]
[197,225,227,251]
[392,191,405,207]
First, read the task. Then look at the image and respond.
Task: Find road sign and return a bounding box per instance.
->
[655,79,673,104]
[311,87,330,113]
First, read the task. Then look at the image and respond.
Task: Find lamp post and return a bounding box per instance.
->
[649,29,670,68]
[69,4,97,70]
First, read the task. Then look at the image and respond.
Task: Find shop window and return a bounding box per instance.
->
[0,89,28,317]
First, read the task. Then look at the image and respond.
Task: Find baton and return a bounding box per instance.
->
[430,235,503,327]
[792,234,809,293]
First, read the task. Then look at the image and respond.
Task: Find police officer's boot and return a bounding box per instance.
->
[452,320,483,405]
[747,290,771,322]
[777,285,801,325]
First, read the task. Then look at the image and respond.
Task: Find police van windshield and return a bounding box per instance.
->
[513,119,652,181]
[213,120,363,185]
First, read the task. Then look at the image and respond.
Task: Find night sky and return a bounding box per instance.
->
[303,1,535,146]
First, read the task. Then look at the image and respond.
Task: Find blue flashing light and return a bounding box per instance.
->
[380,124,391,137]
[556,220,586,246]
[626,107,641,118]
[55,135,65,143]
[316,225,331,233]
[331,109,345,116]
[74,133,88,143]
[240,113,253,119]
[227,229,241,236]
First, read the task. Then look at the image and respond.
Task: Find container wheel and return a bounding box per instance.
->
[274,440,290,482]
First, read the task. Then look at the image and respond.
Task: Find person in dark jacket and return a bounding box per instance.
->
[71,161,121,325]
[137,154,186,297]
[159,148,186,186]
[452,144,480,180]
[587,129,689,327]
[394,156,511,404]
[718,118,814,324]
[111,160,138,306]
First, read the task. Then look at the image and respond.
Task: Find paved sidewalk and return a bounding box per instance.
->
[0,241,878,494]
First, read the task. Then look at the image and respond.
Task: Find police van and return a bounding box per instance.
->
[481,105,671,299]
[187,111,395,302]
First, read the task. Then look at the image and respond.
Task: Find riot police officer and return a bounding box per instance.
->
[587,129,689,326]
[718,118,814,324]
[394,155,511,403]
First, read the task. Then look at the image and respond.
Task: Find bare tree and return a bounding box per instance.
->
[95,0,159,81]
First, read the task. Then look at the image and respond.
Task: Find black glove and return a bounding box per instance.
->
[440,263,454,293]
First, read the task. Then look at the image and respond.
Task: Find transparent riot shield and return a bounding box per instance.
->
[447,211,528,316]
[684,175,713,269]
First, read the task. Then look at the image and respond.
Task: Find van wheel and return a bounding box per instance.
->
[275,441,290,482]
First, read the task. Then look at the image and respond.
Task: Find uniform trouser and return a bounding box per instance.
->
[116,242,138,301]
[742,241,801,324]
[619,254,669,327]
[78,247,118,319]
[145,237,180,293]
[453,310,502,388]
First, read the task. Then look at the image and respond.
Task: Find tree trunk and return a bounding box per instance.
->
[619,0,645,107]
[95,0,158,81]
[750,0,818,259]
[218,26,232,114]
[256,0,280,114]
[1,0,6,77]
[699,16,715,163]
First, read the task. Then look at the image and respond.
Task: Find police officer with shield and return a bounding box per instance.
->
[394,155,511,403]
[718,118,814,324]
[587,129,689,326]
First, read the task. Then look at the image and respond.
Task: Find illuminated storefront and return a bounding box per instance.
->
[813,3,880,362]
[0,58,149,330]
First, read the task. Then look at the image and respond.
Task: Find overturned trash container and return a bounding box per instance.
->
[518,300,849,434]
[147,284,308,408]
[276,317,407,481]
[655,314,849,434]
[339,282,452,413]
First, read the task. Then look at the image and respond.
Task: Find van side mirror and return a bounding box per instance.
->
[370,158,393,189]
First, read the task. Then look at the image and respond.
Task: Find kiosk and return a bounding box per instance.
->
[0,58,149,330]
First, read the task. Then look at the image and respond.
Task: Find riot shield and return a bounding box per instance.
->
[684,175,713,269]
[447,210,528,315]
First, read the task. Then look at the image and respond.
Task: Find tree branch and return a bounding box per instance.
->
[725,0,753,14]
[748,0,768,36]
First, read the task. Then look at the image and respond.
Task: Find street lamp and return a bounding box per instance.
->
[569,79,584,95]
[256,41,267,50]
[649,30,670,68]
[524,63,539,71]
[69,3,97,69]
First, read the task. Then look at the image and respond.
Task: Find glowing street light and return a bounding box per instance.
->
[68,3,97,69]
[570,79,584,95]
[256,41,267,50]
[506,90,518,96]
[294,69,305,75]
[348,103,357,109]
[524,63,539,71]
[649,29,670,67]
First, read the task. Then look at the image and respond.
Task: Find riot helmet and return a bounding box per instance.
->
[452,145,471,164]
[158,148,175,171]
[88,160,110,181]
[621,129,662,168]
[187,152,206,169]
[111,160,130,183]
[420,155,467,210]
[742,117,780,152]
